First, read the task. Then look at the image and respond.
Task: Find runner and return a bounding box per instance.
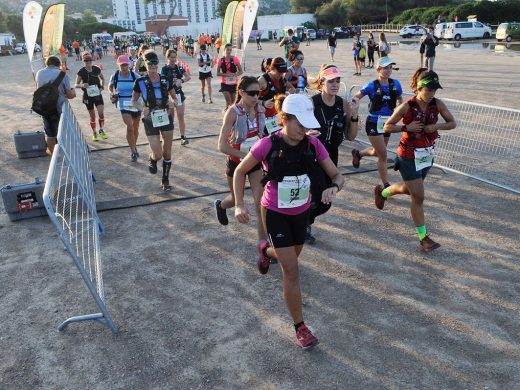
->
[351,57,403,188]
[161,35,170,55]
[73,39,80,61]
[279,28,300,61]
[128,46,138,71]
[109,55,142,162]
[327,31,337,62]
[131,50,178,191]
[197,44,214,103]
[214,76,266,244]
[217,43,243,111]
[135,44,150,76]
[75,52,107,141]
[258,57,296,135]
[379,68,456,252]
[305,65,359,243]
[286,50,307,94]
[233,93,345,350]
[215,34,222,55]
[161,49,192,145]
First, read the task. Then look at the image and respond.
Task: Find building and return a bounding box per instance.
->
[111,0,219,33]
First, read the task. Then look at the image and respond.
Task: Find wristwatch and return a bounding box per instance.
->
[329,183,340,192]
[350,116,359,122]
[401,125,408,132]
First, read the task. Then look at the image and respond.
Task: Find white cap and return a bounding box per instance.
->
[281,94,320,129]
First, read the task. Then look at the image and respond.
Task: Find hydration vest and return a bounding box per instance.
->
[369,78,398,114]
[113,70,137,98]
[220,56,237,74]
[260,73,287,101]
[287,66,307,92]
[312,94,346,148]
[142,75,169,109]
[261,133,327,203]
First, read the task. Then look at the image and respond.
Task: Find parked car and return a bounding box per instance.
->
[444,21,492,41]
[34,43,41,52]
[434,23,447,39]
[14,43,26,54]
[304,29,317,40]
[400,25,427,38]
[496,22,520,42]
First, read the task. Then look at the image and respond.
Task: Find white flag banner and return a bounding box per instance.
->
[23,1,43,62]
[242,0,258,54]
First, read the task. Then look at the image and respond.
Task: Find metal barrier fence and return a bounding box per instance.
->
[43,101,117,333]
[348,85,520,194]
[360,24,403,33]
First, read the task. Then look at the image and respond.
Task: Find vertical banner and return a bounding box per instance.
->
[41,3,65,58]
[241,0,258,53]
[23,1,43,63]
[221,1,238,46]
[231,0,246,49]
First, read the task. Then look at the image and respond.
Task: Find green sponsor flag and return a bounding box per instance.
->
[231,0,246,49]
[222,1,238,46]
[41,3,65,58]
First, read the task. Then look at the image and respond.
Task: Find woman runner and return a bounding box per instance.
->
[75,52,107,141]
[234,93,345,350]
[217,43,243,111]
[285,50,308,94]
[161,49,192,146]
[379,68,456,252]
[351,57,403,188]
[214,76,267,245]
[197,44,214,103]
[131,50,178,191]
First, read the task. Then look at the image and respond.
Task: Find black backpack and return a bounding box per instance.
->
[31,72,66,117]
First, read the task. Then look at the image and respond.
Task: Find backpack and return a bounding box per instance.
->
[113,70,137,95]
[261,133,328,204]
[31,71,66,117]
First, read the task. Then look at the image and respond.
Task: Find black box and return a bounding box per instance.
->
[14,130,47,159]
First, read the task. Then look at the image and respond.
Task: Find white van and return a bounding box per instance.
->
[92,33,113,44]
[444,21,492,41]
[434,23,447,39]
[113,31,138,42]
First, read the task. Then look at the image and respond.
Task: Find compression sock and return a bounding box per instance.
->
[294,321,305,331]
[162,160,172,180]
[416,225,427,241]
[381,187,392,199]
[89,121,96,132]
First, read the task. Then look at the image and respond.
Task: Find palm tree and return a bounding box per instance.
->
[143,0,178,36]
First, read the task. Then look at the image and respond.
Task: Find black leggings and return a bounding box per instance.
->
[368,48,375,63]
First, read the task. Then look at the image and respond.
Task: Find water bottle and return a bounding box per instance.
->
[176,93,182,106]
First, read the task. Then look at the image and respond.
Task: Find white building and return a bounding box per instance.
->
[111,0,219,32]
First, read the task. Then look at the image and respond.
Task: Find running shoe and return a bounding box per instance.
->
[99,129,108,140]
[202,95,205,103]
[295,324,319,350]
[214,199,228,225]
[92,132,99,142]
[180,136,190,146]
[148,156,158,174]
[257,240,270,275]
[305,225,316,245]
[351,149,361,168]
[374,184,386,210]
[161,179,172,191]
[130,151,137,162]
[208,98,213,104]
[419,236,441,252]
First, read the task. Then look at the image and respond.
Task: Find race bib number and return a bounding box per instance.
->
[377,115,390,134]
[200,65,211,73]
[414,146,435,171]
[225,75,237,84]
[277,174,310,209]
[240,135,259,154]
[122,100,138,112]
[86,85,100,97]
[265,115,282,134]
[151,109,170,128]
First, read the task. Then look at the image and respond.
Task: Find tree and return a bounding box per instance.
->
[315,0,349,28]
[143,0,178,36]
[81,10,98,25]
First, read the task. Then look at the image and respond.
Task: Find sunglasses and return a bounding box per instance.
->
[244,90,260,97]
[83,59,92,62]
[296,56,304,60]
[146,60,159,65]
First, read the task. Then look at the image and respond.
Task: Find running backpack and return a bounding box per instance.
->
[113,70,137,93]
[31,71,66,117]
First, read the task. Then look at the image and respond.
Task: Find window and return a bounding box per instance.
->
[186,0,191,22]
[195,0,200,23]
[474,22,483,28]
[177,0,183,17]
[135,0,141,24]
[203,0,208,23]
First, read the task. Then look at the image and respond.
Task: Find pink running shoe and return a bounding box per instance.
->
[257,240,270,275]
[296,324,319,350]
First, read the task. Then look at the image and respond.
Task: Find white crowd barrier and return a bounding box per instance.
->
[43,101,117,333]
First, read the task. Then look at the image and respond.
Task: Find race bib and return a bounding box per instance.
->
[277,174,310,209]
[240,135,259,154]
[265,115,282,134]
[377,115,390,134]
[151,109,170,128]
[200,65,211,73]
[122,100,138,112]
[86,85,100,97]
[176,93,183,106]
[225,75,237,84]
[414,146,435,171]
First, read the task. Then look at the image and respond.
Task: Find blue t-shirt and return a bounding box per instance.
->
[109,71,142,111]
[133,77,173,106]
[360,79,403,120]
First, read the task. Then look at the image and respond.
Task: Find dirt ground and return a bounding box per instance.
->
[1,38,520,389]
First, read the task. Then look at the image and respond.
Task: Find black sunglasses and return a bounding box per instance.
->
[244,90,260,97]
[83,59,92,62]
[146,60,159,65]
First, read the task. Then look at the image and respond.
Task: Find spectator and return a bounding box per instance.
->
[420,26,439,71]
